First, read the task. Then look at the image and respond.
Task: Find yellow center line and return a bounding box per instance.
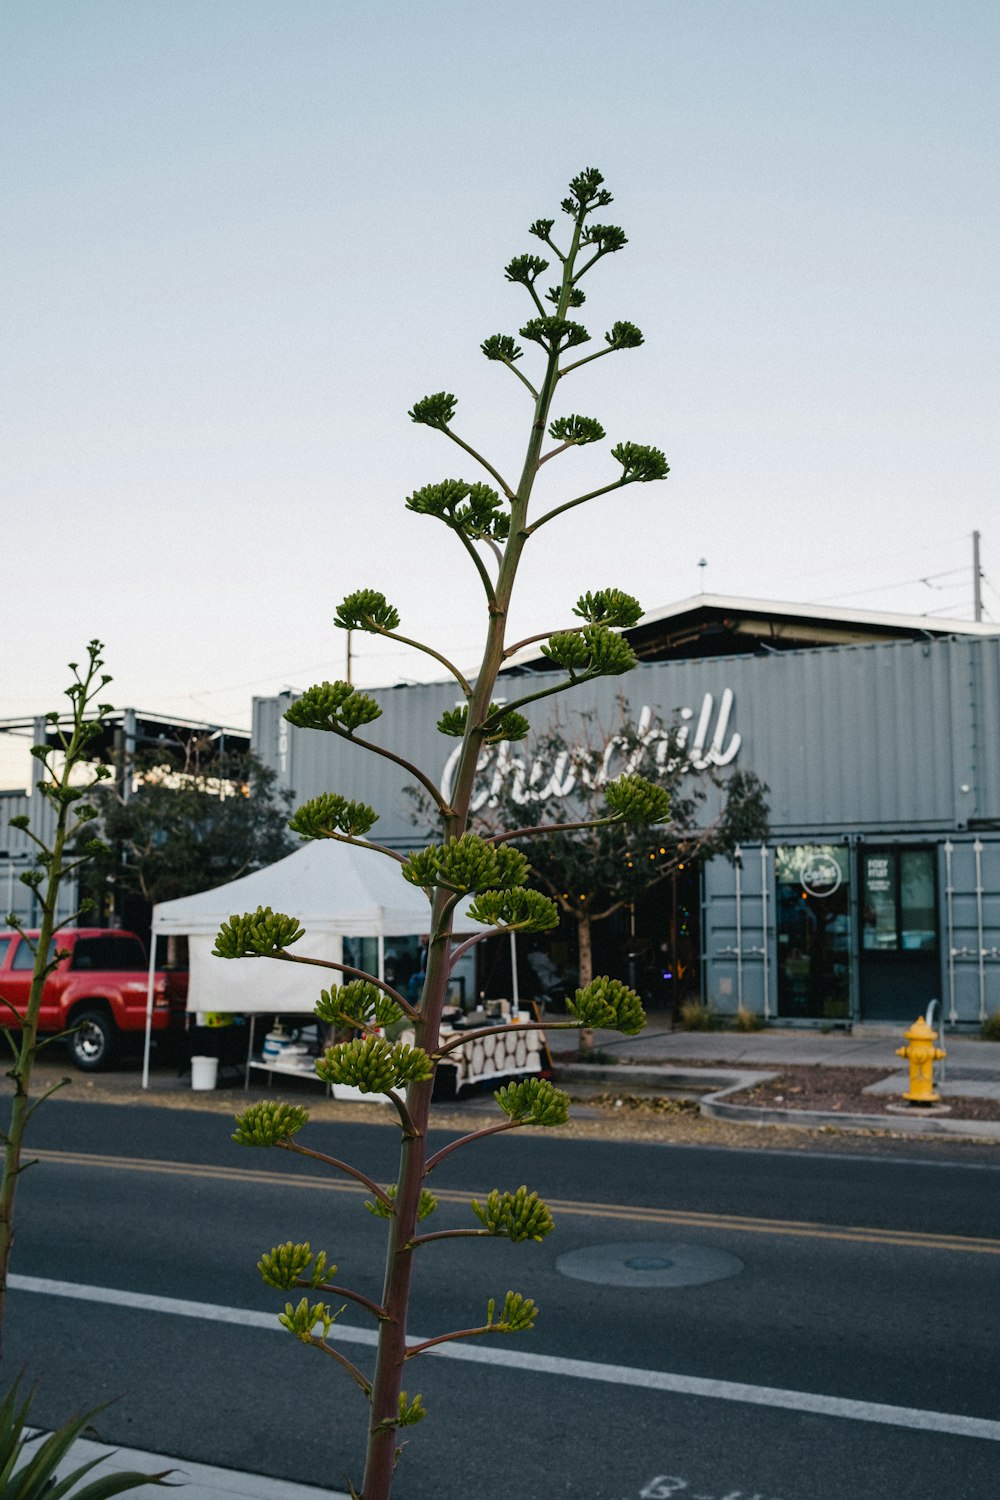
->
[32,1148,1000,1256]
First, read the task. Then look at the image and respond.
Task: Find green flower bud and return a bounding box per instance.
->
[548,414,605,446]
[519,317,590,352]
[466,888,559,934]
[481,333,523,363]
[315,1036,434,1093]
[471,1185,554,1243]
[289,793,379,840]
[567,975,646,1035]
[605,320,644,350]
[283,681,382,735]
[233,1100,310,1146]
[315,979,403,1030]
[408,391,457,429]
[611,440,669,482]
[257,1241,332,1290]
[494,1077,569,1126]
[486,1289,539,1332]
[572,588,643,628]
[401,834,529,895]
[605,773,672,824]
[213,906,305,959]
[334,589,401,633]
[364,1183,437,1220]
[505,253,548,285]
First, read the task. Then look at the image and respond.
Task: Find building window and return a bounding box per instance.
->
[774,845,851,1020]
[861,849,937,954]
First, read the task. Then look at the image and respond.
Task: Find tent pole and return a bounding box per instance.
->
[141,924,157,1089]
[509,930,519,1014]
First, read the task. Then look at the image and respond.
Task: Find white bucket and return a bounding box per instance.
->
[191,1056,219,1091]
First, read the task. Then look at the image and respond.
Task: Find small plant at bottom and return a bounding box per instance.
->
[679,999,718,1031]
[981,1010,1000,1042]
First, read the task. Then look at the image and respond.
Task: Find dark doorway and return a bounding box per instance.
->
[859,846,940,1022]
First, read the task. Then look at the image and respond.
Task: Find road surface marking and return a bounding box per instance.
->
[30,1147,1000,1256]
[11,1273,1000,1444]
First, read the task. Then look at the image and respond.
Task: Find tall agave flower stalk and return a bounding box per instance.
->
[215,168,671,1500]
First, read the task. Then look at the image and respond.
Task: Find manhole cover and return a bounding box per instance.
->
[556,1240,743,1288]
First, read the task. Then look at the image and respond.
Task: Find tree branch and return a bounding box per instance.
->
[557,343,616,377]
[277,1139,393,1207]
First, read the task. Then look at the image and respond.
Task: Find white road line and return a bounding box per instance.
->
[12,1274,1000,1444]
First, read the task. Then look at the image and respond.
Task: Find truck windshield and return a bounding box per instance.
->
[70,936,147,972]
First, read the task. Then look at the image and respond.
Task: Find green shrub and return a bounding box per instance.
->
[981,1010,1000,1041]
[679,1000,717,1031]
[732,1005,764,1032]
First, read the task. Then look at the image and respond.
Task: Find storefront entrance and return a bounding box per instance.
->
[858,846,939,1021]
[774,845,851,1021]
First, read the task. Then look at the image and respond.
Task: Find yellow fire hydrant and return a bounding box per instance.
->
[896,1016,946,1104]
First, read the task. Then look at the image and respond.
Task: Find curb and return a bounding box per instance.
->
[554,1061,1000,1141]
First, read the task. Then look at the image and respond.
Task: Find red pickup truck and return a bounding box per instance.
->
[0,928,188,1071]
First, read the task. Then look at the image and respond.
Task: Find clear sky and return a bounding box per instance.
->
[2,1,997,786]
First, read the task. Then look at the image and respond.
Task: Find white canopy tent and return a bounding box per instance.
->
[141,839,482,1087]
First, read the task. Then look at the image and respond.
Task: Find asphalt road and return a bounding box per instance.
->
[5,1100,1000,1500]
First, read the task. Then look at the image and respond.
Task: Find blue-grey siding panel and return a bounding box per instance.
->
[253,635,1000,840]
[702,845,772,1018]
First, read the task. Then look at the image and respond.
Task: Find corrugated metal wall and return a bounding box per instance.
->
[253,634,1000,841]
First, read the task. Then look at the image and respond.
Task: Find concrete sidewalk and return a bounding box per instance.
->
[550,1016,1000,1095]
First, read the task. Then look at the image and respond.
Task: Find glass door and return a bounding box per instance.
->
[859,847,939,1021]
[774,846,851,1020]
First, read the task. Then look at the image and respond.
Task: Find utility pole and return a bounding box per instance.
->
[346,628,353,685]
[973,530,983,621]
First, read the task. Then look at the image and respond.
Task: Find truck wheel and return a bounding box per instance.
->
[69,1009,118,1071]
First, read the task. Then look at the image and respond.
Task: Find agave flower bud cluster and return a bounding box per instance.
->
[213,906,305,959]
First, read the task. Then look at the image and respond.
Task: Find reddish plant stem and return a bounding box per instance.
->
[278,1140,392,1207]
[423,1119,519,1174]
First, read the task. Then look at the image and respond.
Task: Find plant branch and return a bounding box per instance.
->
[307,1280,388,1322]
[486,815,618,845]
[524,476,628,533]
[440,426,515,501]
[451,523,499,603]
[308,1336,373,1395]
[272,951,415,1017]
[558,344,616,377]
[386,1089,420,1139]
[343,735,453,819]
[277,1140,393,1208]
[374,629,472,697]
[502,360,540,399]
[537,441,574,467]
[435,1018,581,1060]
[407,1228,490,1248]
[424,1117,519,1173]
[404,1322,498,1358]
